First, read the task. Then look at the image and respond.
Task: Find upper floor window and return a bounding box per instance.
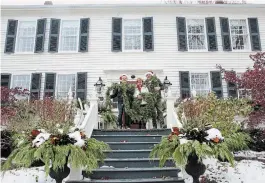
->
[230,19,249,51]
[190,73,210,97]
[59,20,79,52]
[16,21,36,53]
[56,74,76,99]
[123,19,142,51]
[12,75,31,90]
[186,19,207,51]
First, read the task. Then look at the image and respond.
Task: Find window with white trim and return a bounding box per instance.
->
[12,75,31,90]
[190,73,210,96]
[16,21,36,53]
[123,19,142,51]
[186,19,207,50]
[59,20,79,52]
[229,19,249,50]
[56,74,76,99]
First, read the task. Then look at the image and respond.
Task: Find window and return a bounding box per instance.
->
[56,74,75,99]
[16,21,36,53]
[238,89,251,99]
[230,19,249,50]
[190,73,210,96]
[12,75,31,90]
[186,19,207,50]
[59,20,79,52]
[123,19,142,51]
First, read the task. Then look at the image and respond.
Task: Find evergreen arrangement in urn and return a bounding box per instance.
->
[2,128,109,175]
[150,93,253,182]
[1,98,109,176]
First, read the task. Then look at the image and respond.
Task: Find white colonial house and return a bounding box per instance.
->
[1,2,264,104]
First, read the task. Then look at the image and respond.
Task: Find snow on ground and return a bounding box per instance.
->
[1,152,265,183]
[184,158,265,183]
[1,167,55,183]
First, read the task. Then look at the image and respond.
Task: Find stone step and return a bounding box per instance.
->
[99,158,175,168]
[67,177,184,183]
[92,135,162,143]
[107,142,158,150]
[93,129,171,136]
[104,150,152,159]
[83,167,180,180]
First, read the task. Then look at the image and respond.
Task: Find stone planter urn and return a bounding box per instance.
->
[185,155,206,183]
[49,156,70,183]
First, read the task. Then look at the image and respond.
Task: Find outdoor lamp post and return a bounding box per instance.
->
[163,76,172,97]
[94,77,105,97]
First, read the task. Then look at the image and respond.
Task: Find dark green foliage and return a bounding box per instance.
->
[245,128,265,152]
[1,138,109,175]
[1,130,13,158]
[150,134,234,168]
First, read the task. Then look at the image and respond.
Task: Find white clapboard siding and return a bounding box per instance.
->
[1,5,264,99]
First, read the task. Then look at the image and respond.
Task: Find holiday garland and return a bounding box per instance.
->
[105,82,159,121]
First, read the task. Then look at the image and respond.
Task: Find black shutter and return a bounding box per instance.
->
[76,72,87,101]
[143,17,154,51]
[1,74,11,88]
[5,20,18,53]
[206,17,218,51]
[35,19,47,53]
[179,71,190,99]
[44,73,56,98]
[227,71,238,98]
[176,17,187,51]
[48,19,60,52]
[79,18,90,52]
[210,71,223,98]
[30,73,42,100]
[112,18,122,52]
[248,18,261,51]
[220,17,231,51]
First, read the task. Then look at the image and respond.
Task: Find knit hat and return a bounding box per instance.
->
[119,74,128,80]
[145,71,154,77]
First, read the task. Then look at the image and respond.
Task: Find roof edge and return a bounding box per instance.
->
[2,3,265,10]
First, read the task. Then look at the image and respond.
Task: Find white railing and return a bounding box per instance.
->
[166,88,183,131]
[67,89,99,182]
[73,90,99,138]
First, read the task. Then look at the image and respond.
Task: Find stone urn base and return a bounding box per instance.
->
[185,155,206,183]
[49,164,70,183]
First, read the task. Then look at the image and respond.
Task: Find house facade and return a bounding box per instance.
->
[1,3,264,103]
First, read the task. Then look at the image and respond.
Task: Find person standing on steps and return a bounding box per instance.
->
[134,78,149,129]
[110,74,133,129]
[144,71,164,129]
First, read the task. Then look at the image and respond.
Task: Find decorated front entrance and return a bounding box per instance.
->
[99,69,167,130]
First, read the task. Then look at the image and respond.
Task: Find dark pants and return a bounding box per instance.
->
[117,103,131,128]
[152,100,164,128]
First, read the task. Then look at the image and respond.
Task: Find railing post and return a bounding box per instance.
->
[89,89,99,129]
[166,88,176,129]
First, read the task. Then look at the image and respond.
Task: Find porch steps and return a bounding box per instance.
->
[67,129,185,183]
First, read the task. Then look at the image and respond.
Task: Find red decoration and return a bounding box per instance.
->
[172,127,180,136]
[212,137,220,143]
[31,130,41,137]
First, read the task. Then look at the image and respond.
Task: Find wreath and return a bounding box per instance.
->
[105,83,157,121]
